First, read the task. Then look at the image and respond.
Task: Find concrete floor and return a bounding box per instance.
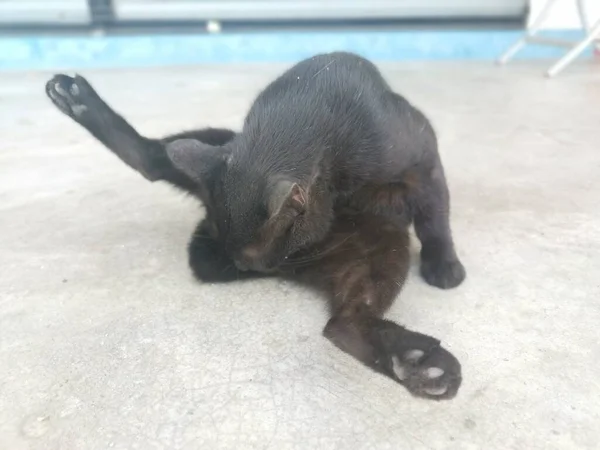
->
[1,61,599,450]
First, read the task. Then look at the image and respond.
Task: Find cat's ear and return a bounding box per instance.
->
[268,179,307,217]
[165,139,229,181]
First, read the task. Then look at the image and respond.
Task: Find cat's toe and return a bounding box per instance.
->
[420,258,466,289]
[45,74,94,119]
[391,344,462,400]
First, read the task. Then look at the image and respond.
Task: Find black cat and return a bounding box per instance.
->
[45,52,464,399]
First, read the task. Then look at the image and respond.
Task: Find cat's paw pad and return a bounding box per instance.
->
[420,258,466,289]
[45,74,96,120]
[391,344,461,400]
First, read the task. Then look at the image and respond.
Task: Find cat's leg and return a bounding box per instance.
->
[303,214,462,400]
[45,74,235,193]
[411,162,466,289]
[383,91,465,289]
[188,220,268,283]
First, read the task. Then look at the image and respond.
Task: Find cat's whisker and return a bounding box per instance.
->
[220,263,234,274]
[282,233,358,267]
[191,233,214,241]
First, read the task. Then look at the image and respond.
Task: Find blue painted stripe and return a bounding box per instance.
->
[0,30,589,70]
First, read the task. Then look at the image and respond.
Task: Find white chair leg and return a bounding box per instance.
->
[576,0,591,31]
[497,0,561,64]
[576,0,600,50]
[546,20,600,77]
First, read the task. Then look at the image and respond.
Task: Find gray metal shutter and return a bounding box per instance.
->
[0,0,90,24]
[114,0,527,21]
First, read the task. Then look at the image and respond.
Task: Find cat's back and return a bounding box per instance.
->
[281,52,389,91]
[240,52,431,183]
[247,52,389,121]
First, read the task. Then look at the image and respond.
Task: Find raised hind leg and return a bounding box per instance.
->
[45,74,235,193]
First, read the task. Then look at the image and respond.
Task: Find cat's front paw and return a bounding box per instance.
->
[45,74,98,123]
[420,257,466,289]
[188,221,266,283]
[188,227,240,283]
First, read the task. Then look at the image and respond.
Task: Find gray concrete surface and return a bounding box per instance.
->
[1,62,599,450]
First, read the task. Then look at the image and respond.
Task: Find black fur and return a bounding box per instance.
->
[45,52,464,399]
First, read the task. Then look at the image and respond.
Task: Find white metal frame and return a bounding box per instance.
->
[498,0,600,77]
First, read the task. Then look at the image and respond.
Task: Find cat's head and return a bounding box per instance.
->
[166,139,333,272]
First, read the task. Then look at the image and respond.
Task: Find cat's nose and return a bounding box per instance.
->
[234,259,249,272]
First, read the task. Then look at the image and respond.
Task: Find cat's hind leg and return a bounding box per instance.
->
[301,213,462,400]
[45,74,234,193]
